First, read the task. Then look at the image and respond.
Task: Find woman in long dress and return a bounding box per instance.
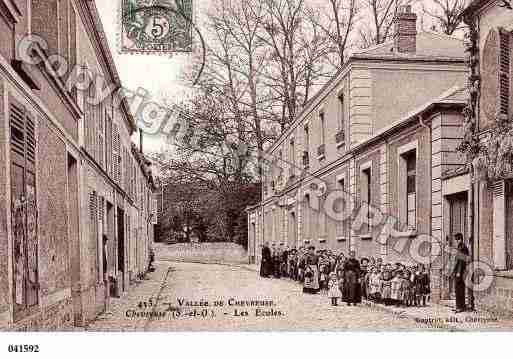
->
[302,246,320,294]
[342,250,362,305]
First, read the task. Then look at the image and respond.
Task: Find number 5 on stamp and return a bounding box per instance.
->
[120,0,193,54]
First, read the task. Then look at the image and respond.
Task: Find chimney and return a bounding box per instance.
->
[393,5,417,54]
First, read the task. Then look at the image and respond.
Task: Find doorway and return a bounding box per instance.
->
[446,192,468,299]
[117,208,125,292]
[289,211,297,247]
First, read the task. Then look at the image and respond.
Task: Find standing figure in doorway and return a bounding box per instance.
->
[452,233,469,313]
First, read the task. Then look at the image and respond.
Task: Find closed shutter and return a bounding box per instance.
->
[105,113,112,176]
[499,28,511,117]
[113,124,120,184]
[9,99,39,312]
[98,106,104,168]
[89,191,98,281]
[69,6,77,99]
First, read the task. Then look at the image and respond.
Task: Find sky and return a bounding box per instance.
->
[94,0,465,154]
[95,0,196,153]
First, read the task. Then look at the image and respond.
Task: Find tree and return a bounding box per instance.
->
[422,0,466,35]
[358,0,409,48]
[306,0,360,68]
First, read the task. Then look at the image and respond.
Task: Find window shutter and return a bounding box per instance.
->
[482,29,500,124]
[499,28,511,117]
[113,124,120,184]
[493,181,507,270]
[105,113,112,176]
[9,99,39,310]
[89,190,98,279]
[26,114,36,166]
[10,101,26,160]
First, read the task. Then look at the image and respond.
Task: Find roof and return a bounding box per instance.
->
[266,31,466,155]
[80,1,137,134]
[352,32,465,61]
[462,0,496,17]
[353,85,468,152]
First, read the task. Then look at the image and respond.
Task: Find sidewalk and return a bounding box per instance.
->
[236,263,513,331]
[85,263,171,331]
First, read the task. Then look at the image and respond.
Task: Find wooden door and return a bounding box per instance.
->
[447,192,468,299]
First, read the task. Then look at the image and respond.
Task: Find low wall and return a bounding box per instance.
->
[157,242,249,264]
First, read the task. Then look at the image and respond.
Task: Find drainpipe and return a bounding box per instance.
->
[419,115,436,289]
[469,161,476,311]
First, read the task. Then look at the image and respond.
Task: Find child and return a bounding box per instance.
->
[402,270,412,307]
[417,264,430,306]
[380,267,393,306]
[390,271,402,306]
[328,272,342,306]
[369,267,381,302]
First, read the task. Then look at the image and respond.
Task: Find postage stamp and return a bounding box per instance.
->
[119,0,193,54]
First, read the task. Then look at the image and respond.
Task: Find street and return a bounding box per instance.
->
[86,259,440,331]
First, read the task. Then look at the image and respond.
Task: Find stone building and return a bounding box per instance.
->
[247,6,469,303]
[461,0,513,314]
[0,0,156,330]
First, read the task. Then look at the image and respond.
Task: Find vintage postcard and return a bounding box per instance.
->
[1,0,513,341]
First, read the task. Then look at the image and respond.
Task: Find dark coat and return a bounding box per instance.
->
[343,258,362,303]
[260,246,272,277]
[453,243,469,279]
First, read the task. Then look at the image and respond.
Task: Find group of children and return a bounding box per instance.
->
[262,243,431,308]
[363,262,431,307]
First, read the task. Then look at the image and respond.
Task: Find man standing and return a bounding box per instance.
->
[453,233,469,313]
[260,242,271,278]
[343,250,362,306]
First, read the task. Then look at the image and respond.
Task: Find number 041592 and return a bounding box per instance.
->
[7,345,40,353]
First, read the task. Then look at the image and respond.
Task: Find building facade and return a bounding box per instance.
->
[461,0,513,314]
[0,0,156,330]
[247,6,469,303]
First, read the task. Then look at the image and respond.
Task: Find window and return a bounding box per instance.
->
[303,194,310,241]
[505,181,513,269]
[303,125,310,167]
[0,1,15,62]
[304,125,309,151]
[338,93,345,130]
[10,100,39,316]
[405,151,417,230]
[89,190,99,282]
[336,177,347,238]
[318,112,326,159]
[289,139,295,177]
[31,0,59,54]
[68,4,77,99]
[105,113,112,176]
[398,145,417,230]
[98,105,104,168]
[319,112,325,145]
[361,167,371,235]
[113,124,121,184]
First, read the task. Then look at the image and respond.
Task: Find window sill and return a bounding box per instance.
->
[318,238,326,243]
[336,236,347,242]
[360,234,372,240]
[494,270,513,279]
[303,239,311,244]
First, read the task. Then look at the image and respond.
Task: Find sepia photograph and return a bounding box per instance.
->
[0,0,513,350]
